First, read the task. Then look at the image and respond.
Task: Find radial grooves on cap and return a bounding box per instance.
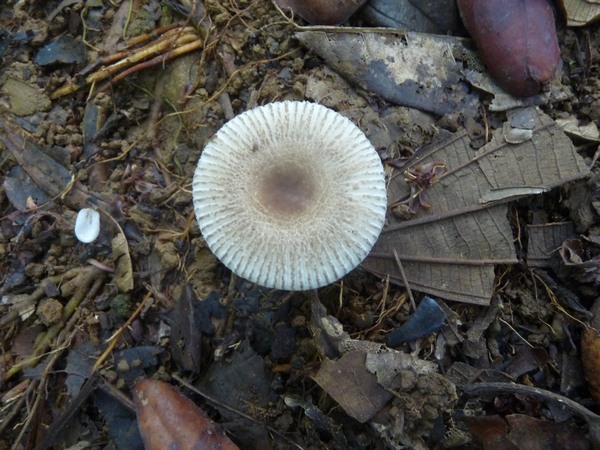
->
[193,101,387,290]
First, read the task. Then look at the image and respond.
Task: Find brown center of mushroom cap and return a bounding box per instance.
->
[257,162,319,219]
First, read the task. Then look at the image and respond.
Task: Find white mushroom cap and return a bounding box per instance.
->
[74,208,101,243]
[192,101,386,290]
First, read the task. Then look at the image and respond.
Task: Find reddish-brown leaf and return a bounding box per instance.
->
[464,414,589,450]
[457,0,561,96]
[133,378,239,450]
[582,327,600,402]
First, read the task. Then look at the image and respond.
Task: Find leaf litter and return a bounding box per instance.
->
[365,106,590,304]
[0,0,599,449]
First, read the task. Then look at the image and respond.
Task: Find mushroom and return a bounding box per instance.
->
[74,208,101,243]
[192,101,387,290]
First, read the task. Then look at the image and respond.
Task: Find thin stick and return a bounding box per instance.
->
[11,316,82,450]
[34,373,100,450]
[95,39,204,94]
[92,291,153,372]
[393,248,416,311]
[0,380,34,436]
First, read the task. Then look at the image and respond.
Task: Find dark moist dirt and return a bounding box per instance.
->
[0,1,599,449]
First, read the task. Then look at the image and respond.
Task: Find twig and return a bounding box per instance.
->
[11,313,83,450]
[50,25,203,99]
[97,378,136,413]
[393,248,416,311]
[4,267,106,381]
[34,372,101,450]
[0,380,35,437]
[95,39,204,95]
[92,291,153,372]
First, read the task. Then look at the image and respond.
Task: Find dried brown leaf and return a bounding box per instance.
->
[559,0,600,26]
[556,116,600,142]
[364,107,590,304]
[112,232,133,292]
[0,117,110,210]
[464,414,589,450]
[526,222,577,268]
[133,378,239,450]
[504,347,551,379]
[298,29,571,114]
[296,30,480,116]
[313,350,392,423]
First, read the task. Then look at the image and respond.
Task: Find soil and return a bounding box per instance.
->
[0,1,599,449]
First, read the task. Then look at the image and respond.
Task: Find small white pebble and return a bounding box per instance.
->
[74,208,101,243]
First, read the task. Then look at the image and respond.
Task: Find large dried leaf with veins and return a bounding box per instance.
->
[363,107,590,304]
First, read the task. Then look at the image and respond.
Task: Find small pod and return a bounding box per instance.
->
[457,0,561,97]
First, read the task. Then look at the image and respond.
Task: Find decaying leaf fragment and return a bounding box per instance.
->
[556,115,600,142]
[362,0,460,34]
[463,414,589,450]
[112,232,134,292]
[314,350,393,423]
[133,378,239,450]
[297,29,570,113]
[526,222,577,269]
[296,30,480,116]
[364,107,590,304]
[310,294,456,431]
[558,0,600,26]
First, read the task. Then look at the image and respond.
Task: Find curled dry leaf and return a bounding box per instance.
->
[555,116,600,142]
[457,0,561,97]
[133,378,239,450]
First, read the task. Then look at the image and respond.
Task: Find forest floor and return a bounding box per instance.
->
[0,1,599,449]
